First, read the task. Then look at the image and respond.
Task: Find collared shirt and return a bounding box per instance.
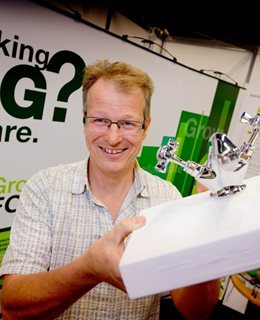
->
[0,159,182,320]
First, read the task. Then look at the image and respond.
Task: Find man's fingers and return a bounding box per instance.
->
[114,215,146,243]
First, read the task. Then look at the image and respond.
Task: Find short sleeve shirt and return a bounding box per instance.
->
[0,159,182,320]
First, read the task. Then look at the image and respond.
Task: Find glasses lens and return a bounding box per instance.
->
[118,120,143,134]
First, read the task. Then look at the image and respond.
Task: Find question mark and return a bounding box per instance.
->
[47,50,85,122]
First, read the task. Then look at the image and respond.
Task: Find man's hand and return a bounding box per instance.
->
[171,279,220,320]
[197,181,209,193]
[87,215,146,291]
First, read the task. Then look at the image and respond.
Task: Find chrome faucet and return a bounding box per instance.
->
[155,112,260,197]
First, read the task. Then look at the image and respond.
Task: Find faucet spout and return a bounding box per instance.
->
[155,111,260,198]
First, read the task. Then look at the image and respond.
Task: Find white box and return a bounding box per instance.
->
[119,175,260,299]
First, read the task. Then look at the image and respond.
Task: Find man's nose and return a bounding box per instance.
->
[107,121,121,129]
[105,123,123,144]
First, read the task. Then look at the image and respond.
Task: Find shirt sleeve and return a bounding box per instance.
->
[0,170,52,276]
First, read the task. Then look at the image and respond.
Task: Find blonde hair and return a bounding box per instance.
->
[82,60,154,120]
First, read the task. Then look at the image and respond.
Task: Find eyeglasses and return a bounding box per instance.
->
[83,116,145,135]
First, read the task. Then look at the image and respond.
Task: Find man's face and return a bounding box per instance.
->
[84,79,151,177]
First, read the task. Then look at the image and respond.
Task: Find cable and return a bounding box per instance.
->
[200,69,238,85]
[122,35,177,62]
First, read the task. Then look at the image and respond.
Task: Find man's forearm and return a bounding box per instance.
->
[1,252,98,320]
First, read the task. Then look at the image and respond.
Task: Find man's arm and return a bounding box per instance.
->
[1,216,146,320]
[171,279,220,320]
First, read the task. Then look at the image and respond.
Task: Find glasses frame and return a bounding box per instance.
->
[83,114,146,134]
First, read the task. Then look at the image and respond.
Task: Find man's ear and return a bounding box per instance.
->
[143,117,151,139]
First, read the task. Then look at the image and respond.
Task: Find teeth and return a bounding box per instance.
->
[104,148,123,154]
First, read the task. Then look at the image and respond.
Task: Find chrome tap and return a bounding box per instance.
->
[155,112,260,197]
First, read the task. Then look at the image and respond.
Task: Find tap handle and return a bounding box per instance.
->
[239,111,260,162]
[240,112,260,129]
[155,139,179,173]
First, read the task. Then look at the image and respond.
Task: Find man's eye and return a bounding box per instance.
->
[93,118,109,124]
[121,120,135,127]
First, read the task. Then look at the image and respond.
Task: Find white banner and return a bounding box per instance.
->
[0,0,238,231]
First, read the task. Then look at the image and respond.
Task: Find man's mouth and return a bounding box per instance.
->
[101,147,126,154]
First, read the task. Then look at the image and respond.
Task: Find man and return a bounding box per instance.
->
[0,60,219,319]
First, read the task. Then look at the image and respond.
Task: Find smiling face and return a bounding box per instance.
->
[84,78,151,178]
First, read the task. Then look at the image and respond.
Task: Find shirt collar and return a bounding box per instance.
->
[133,161,149,198]
[70,158,149,198]
[71,158,88,194]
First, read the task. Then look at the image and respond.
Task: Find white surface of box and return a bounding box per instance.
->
[119,175,260,299]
